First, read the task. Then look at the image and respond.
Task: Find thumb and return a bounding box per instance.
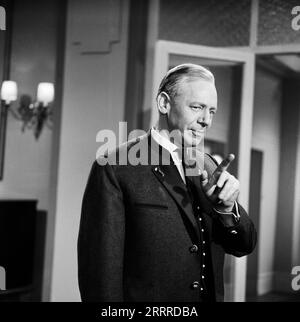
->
[200,170,208,187]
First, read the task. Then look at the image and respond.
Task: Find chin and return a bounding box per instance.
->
[183,134,204,148]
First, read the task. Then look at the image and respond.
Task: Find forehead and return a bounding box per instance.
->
[176,78,217,103]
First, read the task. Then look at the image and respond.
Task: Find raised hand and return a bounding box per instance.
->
[200,154,239,212]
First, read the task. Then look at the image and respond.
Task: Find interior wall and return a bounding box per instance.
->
[205,66,233,144]
[252,66,281,295]
[0,0,59,210]
[158,0,251,47]
[49,0,129,301]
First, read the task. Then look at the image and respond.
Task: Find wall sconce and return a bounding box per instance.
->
[0,81,55,139]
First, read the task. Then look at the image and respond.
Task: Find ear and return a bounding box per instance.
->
[156,92,171,115]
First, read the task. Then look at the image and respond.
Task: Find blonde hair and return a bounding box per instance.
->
[157,63,214,99]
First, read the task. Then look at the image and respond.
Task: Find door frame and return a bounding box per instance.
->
[151,40,255,302]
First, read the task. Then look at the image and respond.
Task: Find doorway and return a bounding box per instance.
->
[151,40,256,301]
[246,54,300,300]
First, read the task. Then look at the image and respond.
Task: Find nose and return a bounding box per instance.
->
[197,108,210,127]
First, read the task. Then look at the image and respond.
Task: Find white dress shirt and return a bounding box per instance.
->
[151,127,186,184]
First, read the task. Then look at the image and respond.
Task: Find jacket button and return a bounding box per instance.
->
[189,245,198,253]
[191,281,200,289]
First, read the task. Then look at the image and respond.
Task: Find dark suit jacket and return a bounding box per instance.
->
[78,131,257,302]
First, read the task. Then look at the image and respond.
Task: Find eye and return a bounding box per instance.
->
[190,105,203,111]
[210,109,217,115]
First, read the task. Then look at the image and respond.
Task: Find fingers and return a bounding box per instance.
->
[200,170,208,186]
[202,169,239,204]
[205,154,235,190]
[219,184,239,202]
[216,154,235,173]
[201,170,217,197]
[216,171,227,188]
[209,154,235,185]
[200,154,240,211]
[218,176,239,201]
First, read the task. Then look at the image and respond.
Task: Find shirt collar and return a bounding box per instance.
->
[151,127,183,163]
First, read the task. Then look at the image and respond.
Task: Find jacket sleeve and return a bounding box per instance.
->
[78,161,125,301]
[212,202,257,257]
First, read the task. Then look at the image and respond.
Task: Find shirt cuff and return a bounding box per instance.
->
[213,201,240,228]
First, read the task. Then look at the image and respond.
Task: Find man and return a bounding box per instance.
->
[78,64,257,302]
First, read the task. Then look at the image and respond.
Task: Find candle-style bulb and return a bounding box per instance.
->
[1,81,18,104]
[37,82,54,106]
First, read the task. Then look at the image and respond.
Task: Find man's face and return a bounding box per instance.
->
[167,78,218,147]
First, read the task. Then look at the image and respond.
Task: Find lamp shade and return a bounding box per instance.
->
[37,82,54,106]
[0,81,18,103]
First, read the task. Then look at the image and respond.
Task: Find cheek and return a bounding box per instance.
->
[169,109,185,127]
[169,106,195,130]
[177,116,191,130]
[178,107,194,124]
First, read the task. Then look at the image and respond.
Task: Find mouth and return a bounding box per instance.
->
[190,129,206,137]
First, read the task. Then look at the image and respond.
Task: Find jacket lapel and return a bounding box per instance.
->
[147,131,200,241]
